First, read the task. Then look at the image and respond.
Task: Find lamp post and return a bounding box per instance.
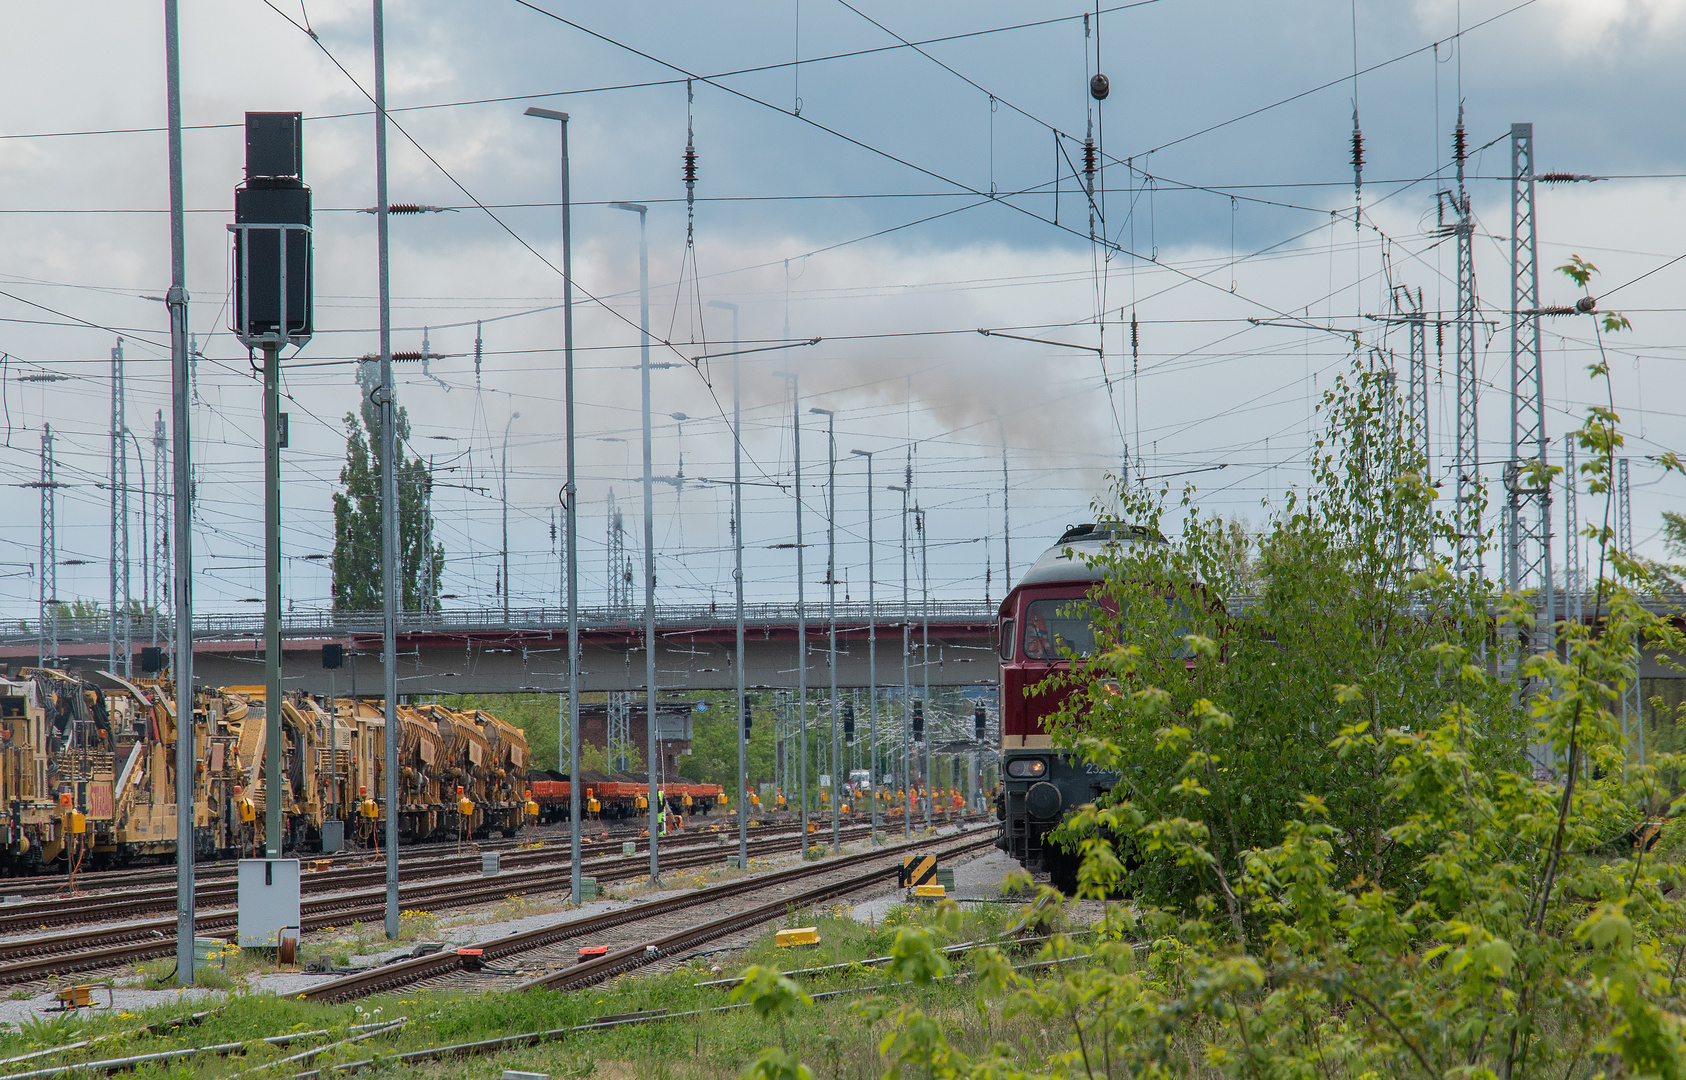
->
[810,407,838,851]
[775,371,808,841]
[609,200,661,882]
[915,506,931,832]
[850,449,877,842]
[523,104,581,905]
[887,482,910,837]
[707,300,748,869]
[501,411,520,624]
[991,408,1010,585]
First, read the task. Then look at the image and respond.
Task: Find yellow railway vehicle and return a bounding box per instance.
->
[0,671,534,873]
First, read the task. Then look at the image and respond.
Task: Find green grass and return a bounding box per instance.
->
[0,898,1049,1078]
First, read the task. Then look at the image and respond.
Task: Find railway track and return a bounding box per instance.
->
[0,816,688,901]
[0,810,964,927]
[0,821,888,988]
[0,825,747,934]
[299,826,1000,1003]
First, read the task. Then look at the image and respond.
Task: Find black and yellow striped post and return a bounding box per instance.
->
[899,854,937,887]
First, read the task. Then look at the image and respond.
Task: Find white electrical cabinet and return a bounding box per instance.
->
[237,858,301,948]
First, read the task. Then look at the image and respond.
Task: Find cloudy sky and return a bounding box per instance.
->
[1,0,1684,622]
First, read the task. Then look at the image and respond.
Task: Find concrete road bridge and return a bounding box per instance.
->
[2,601,1001,696]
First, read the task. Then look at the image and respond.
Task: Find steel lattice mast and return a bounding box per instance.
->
[605,491,631,774]
[1618,457,1642,769]
[1556,462,1574,621]
[152,412,169,649]
[1405,288,1428,474]
[1452,107,1481,577]
[1506,122,1553,658]
[36,425,58,668]
[110,339,131,676]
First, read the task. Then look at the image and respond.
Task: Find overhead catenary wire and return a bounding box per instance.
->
[3,1,1678,622]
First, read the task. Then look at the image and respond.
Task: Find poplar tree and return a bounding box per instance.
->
[331,363,444,612]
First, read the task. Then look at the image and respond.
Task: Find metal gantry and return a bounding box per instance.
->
[1452,108,1482,577]
[1505,122,1554,662]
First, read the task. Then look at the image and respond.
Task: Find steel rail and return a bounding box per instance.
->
[0,818,687,901]
[300,826,995,1002]
[516,830,997,992]
[0,823,881,986]
[0,825,781,931]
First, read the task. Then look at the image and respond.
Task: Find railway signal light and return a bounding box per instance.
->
[843,701,855,744]
[742,700,752,738]
[912,700,924,743]
[974,703,987,742]
[230,112,313,347]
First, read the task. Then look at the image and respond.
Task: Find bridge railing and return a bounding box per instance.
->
[2,600,1000,648]
[13,590,1681,652]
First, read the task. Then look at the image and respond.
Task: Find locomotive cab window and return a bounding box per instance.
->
[1021,598,1099,660]
[998,618,1015,661]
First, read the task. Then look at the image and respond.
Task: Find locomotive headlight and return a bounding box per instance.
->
[1005,758,1048,779]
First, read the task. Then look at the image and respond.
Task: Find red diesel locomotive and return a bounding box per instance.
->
[996,523,1161,893]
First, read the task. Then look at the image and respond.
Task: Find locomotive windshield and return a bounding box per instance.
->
[1021,598,1100,659]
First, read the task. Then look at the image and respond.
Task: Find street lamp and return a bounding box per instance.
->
[850,448,878,842]
[611,199,661,882]
[914,506,931,831]
[707,299,748,870]
[810,407,838,852]
[774,370,808,842]
[887,482,911,837]
[990,408,1010,585]
[523,103,582,906]
[501,410,520,625]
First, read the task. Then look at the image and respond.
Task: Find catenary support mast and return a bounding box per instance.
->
[1506,121,1553,662]
[163,0,196,985]
[373,0,402,939]
[1453,108,1481,577]
[110,339,130,676]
